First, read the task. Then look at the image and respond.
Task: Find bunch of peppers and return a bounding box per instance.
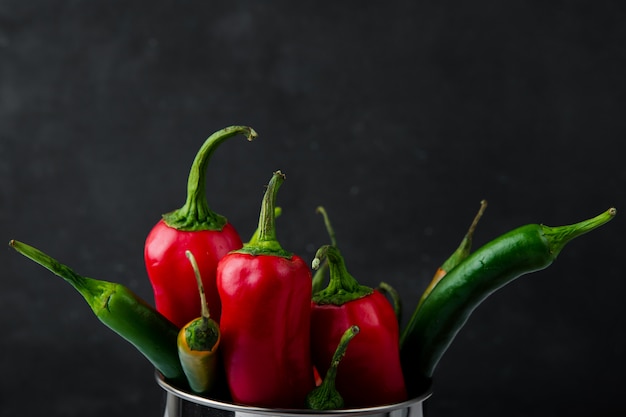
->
[9,125,617,411]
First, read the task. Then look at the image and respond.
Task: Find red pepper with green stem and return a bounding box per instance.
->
[310,244,407,408]
[144,126,257,328]
[312,206,402,324]
[216,171,314,408]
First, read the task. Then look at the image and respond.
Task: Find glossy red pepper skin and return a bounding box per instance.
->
[311,245,407,408]
[216,171,314,408]
[218,252,314,407]
[311,291,407,407]
[144,126,257,328]
[145,221,241,327]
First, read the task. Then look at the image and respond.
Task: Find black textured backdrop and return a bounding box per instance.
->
[2,1,625,416]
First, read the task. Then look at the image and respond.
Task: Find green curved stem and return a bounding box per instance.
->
[306,325,360,410]
[239,171,291,258]
[184,251,219,351]
[312,245,372,305]
[312,206,337,294]
[246,207,282,245]
[163,126,258,231]
[544,207,617,255]
[316,206,338,246]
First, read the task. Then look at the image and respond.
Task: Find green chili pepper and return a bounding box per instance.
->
[306,325,360,410]
[399,207,616,388]
[177,250,221,394]
[9,240,186,386]
[417,199,488,310]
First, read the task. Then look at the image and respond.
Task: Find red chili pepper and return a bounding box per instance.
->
[310,244,408,408]
[216,171,314,408]
[144,126,257,328]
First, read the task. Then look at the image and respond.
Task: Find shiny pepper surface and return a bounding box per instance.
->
[311,245,407,408]
[144,126,257,328]
[217,171,314,408]
[145,223,241,327]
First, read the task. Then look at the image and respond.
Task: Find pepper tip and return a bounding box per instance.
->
[246,127,259,141]
[312,258,321,270]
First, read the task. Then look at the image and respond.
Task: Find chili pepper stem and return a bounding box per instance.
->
[312,245,372,305]
[543,207,617,256]
[239,171,291,257]
[247,207,282,245]
[316,206,338,246]
[163,126,258,231]
[257,172,283,243]
[306,325,360,410]
[312,206,337,294]
[186,251,210,321]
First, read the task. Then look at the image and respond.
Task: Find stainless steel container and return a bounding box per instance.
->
[156,372,432,417]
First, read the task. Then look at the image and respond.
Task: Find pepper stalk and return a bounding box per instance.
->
[239,171,291,258]
[312,245,373,305]
[306,325,360,410]
[312,206,338,295]
[163,125,258,231]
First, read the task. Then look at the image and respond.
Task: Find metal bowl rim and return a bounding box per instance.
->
[155,371,432,415]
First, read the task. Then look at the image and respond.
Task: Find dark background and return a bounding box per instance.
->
[2,1,625,416]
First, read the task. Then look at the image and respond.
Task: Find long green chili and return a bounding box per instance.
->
[400,207,616,389]
[9,239,186,386]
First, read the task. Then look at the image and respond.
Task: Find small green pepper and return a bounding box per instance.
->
[400,207,616,389]
[177,250,221,394]
[9,240,186,386]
